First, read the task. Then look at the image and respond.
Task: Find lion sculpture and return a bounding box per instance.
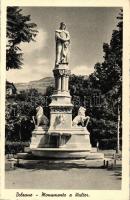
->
[72,106,90,127]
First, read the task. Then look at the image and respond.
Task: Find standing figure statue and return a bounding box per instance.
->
[55,22,70,66]
[32,104,49,128]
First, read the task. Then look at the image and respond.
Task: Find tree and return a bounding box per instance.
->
[89,10,123,151]
[91,9,122,94]
[6,88,48,142]
[6,6,38,70]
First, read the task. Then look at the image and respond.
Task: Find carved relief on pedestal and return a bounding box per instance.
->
[53,114,65,129]
[50,106,72,113]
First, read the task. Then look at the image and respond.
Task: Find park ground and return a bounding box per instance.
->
[5,150,121,190]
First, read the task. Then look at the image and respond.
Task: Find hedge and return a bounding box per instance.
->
[5,141,30,155]
[99,138,122,150]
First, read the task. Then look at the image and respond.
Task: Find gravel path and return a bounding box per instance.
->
[5,159,121,190]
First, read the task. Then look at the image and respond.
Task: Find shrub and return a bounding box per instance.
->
[5,141,30,155]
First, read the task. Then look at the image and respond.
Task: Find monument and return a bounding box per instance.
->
[29,22,103,159]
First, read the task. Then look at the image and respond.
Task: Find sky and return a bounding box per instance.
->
[6,7,121,83]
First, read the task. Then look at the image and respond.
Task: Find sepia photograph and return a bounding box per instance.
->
[0,0,129,200]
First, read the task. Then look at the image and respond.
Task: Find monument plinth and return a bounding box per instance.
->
[29,22,103,159]
[49,65,73,131]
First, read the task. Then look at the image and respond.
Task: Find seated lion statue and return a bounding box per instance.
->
[32,105,49,127]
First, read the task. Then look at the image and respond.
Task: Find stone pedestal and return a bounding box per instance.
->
[30,126,49,148]
[49,65,73,131]
[30,62,92,158]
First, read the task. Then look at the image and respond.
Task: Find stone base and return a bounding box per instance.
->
[24,149,104,159]
[5,159,16,170]
[16,151,104,160]
[30,126,92,158]
[50,92,73,106]
[30,126,49,149]
[16,152,29,159]
[85,152,104,160]
[31,148,91,158]
[30,127,91,149]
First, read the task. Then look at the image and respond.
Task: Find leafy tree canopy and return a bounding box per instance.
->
[90,9,122,95]
[6,6,38,70]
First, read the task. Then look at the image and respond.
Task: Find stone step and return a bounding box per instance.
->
[90,148,97,153]
[16,153,30,159]
[5,161,16,170]
[24,147,31,153]
[85,153,104,160]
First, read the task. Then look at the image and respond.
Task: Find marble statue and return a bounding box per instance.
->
[55,22,70,66]
[32,105,49,127]
[29,22,93,158]
[72,106,90,127]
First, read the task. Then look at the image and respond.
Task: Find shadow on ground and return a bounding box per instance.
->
[16,160,122,181]
[16,160,105,171]
[108,164,122,180]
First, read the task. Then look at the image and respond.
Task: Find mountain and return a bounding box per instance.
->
[14,75,88,94]
[15,77,54,94]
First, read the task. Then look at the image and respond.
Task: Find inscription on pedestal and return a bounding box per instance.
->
[50,106,72,113]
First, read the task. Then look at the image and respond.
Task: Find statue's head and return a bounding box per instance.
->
[78,106,86,116]
[60,22,66,30]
